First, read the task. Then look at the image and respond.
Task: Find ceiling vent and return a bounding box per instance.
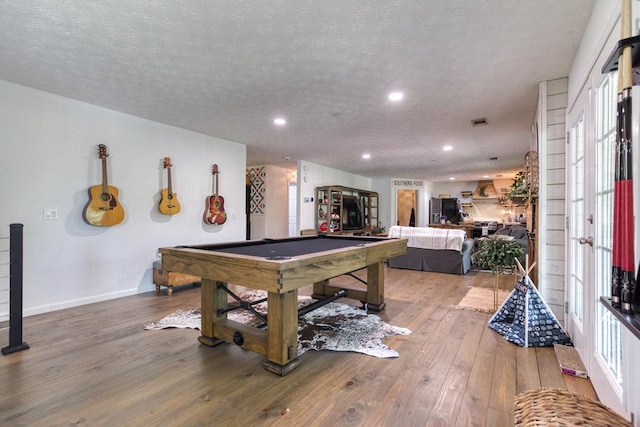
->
[471,117,488,127]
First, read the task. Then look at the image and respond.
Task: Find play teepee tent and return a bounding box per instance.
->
[488,259,572,347]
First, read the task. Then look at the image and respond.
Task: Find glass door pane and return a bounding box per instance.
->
[595,72,624,395]
[570,114,585,325]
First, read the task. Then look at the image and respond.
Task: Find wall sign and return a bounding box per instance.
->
[392,178,424,188]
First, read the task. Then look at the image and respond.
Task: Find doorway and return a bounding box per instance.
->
[288,182,297,237]
[397,189,417,226]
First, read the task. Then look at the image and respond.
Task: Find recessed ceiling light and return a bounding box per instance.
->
[483,175,490,178]
[443,145,453,151]
[449,177,455,180]
[274,118,286,125]
[388,92,404,101]
[362,154,371,159]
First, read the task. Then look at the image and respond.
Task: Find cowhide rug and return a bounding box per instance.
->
[145,291,411,358]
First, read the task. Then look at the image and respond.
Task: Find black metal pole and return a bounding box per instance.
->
[2,223,29,355]
[297,289,348,317]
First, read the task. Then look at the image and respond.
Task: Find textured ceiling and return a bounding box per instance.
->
[0,1,595,182]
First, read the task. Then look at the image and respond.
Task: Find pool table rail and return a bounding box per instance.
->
[159,237,406,294]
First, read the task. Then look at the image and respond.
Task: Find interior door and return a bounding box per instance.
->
[396,190,417,226]
[566,86,592,365]
[288,182,297,236]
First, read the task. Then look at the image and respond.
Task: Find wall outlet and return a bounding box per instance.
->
[43,209,58,220]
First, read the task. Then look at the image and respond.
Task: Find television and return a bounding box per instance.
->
[342,196,364,230]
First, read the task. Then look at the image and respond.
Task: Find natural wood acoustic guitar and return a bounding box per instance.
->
[158,157,181,215]
[82,144,125,226]
[203,164,227,225]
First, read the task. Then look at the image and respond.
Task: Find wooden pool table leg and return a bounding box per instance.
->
[365,261,386,312]
[198,278,226,347]
[312,279,330,298]
[262,289,301,376]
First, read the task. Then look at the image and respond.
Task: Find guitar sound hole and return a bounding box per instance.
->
[100,193,110,201]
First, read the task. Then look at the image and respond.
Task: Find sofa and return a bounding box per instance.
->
[477,225,529,264]
[387,226,474,275]
[493,225,528,249]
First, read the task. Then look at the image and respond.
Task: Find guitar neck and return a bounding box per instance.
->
[101,157,109,193]
[214,171,219,199]
[167,167,173,194]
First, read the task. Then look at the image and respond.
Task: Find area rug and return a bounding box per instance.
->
[455,286,510,313]
[144,291,411,358]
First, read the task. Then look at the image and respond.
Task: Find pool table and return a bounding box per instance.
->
[158,234,407,375]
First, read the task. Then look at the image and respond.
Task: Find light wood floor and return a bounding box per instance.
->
[0,268,595,426]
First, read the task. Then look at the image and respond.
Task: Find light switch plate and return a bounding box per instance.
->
[43,209,58,220]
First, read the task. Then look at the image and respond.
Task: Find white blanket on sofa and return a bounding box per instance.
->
[388,226,465,251]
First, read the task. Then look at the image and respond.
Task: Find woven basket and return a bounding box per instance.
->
[514,388,632,426]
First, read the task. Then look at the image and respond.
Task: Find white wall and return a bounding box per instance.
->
[0,80,246,318]
[297,160,372,231]
[568,0,618,107]
[372,178,396,232]
[537,77,568,325]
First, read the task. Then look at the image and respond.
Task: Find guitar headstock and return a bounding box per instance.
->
[164,157,172,168]
[98,144,108,159]
[212,164,219,175]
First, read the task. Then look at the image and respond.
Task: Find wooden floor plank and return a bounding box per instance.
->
[515,346,541,394]
[563,373,598,400]
[488,334,517,414]
[454,319,499,427]
[426,309,487,425]
[536,346,568,389]
[486,407,514,427]
[0,268,599,425]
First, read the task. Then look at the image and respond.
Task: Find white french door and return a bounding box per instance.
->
[590,72,626,417]
[567,86,591,366]
[568,71,627,417]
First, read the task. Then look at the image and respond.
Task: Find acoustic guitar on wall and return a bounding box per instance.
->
[158,157,181,215]
[203,164,227,225]
[83,144,125,226]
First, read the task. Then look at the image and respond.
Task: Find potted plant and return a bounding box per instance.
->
[506,171,536,205]
[472,238,525,309]
[473,238,525,274]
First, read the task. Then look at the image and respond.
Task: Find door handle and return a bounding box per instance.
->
[579,236,593,246]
